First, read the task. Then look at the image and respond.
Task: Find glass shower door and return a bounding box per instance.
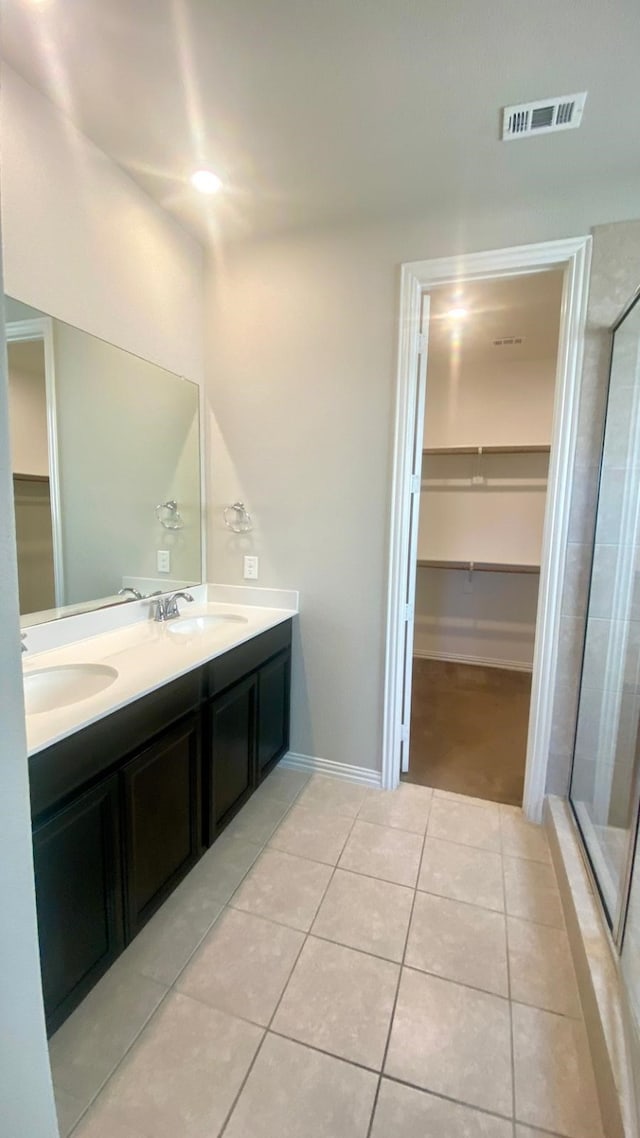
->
[570,288,640,938]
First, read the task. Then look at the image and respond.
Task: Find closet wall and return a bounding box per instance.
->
[414,272,564,670]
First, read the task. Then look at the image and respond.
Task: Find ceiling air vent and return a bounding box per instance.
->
[493,337,524,347]
[502,92,587,140]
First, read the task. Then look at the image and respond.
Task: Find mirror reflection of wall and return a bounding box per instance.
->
[7,335,56,613]
[5,297,202,622]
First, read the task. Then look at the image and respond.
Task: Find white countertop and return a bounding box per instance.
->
[23,586,298,757]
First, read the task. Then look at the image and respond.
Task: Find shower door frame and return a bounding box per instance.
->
[569,285,640,947]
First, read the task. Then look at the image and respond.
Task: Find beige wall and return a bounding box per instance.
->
[0,233,59,1138]
[0,61,206,1136]
[205,196,640,775]
[0,66,204,384]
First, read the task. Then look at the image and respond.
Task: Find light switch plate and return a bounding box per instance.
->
[157,549,171,573]
[243,555,259,580]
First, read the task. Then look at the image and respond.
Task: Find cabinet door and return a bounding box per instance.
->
[122,714,201,938]
[257,648,291,774]
[32,774,124,1035]
[208,674,257,836]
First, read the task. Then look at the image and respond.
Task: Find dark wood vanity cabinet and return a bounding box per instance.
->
[29,619,292,1034]
[204,620,292,841]
[122,713,202,939]
[32,773,124,1035]
[208,674,257,831]
[258,649,291,773]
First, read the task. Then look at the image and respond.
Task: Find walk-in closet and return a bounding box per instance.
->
[407,270,565,804]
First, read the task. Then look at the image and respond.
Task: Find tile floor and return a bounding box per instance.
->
[51,767,604,1138]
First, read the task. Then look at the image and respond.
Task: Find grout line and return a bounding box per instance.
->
[365,805,432,1138]
[217,792,362,1137]
[501,844,517,1137]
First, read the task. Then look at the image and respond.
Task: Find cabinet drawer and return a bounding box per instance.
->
[207,620,291,697]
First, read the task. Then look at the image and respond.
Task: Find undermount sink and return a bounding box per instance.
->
[23,663,119,715]
[168,613,249,638]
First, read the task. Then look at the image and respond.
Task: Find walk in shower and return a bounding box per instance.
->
[570,285,640,1036]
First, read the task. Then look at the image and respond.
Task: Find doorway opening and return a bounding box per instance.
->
[383,238,592,820]
[405,271,564,805]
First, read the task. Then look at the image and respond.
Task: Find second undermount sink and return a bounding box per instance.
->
[23,663,119,715]
[168,613,249,638]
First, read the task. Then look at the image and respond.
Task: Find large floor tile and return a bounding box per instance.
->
[503,857,564,928]
[370,1079,512,1138]
[256,766,310,803]
[358,783,432,833]
[385,968,512,1117]
[295,774,368,818]
[418,837,504,911]
[73,1116,142,1138]
[338,819,423,886]
[427,797,501,852]
[267,803,352,864]
[434,789,502,811]
[176,908,304,1026]
[230,848,332,931]
[117,871,223,986]
[272,936,398,1069]
[49,961,167,1103]
[73,992,262,1138]
[225,793,291,845]
[311,868,413,961]
[405,891,508,996]
[500,813,551,863]
[223,1033,377,1138]
[188,832,263,905]
[507,916,582,1017]
[512,1002,603,1137]
[54,1085,86,1137]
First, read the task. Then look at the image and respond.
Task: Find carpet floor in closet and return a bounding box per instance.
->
[405,657,532,807]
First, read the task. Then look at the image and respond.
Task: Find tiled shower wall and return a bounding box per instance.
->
[546,220,640,797]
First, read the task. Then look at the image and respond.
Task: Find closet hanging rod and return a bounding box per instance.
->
[417,558,540,574]
[422,444,551,455]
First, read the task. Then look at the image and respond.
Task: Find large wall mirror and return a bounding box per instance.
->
[6,297,202,625]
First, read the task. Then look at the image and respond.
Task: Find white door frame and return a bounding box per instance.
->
[6,316,65,607]
[383,236,592,821]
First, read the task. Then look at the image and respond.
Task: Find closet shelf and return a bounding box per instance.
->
[13,472,50,483]
[422,445,550,456]
[417,558,540,574]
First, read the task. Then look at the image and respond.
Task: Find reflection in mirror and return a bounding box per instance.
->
[5,298,202,624]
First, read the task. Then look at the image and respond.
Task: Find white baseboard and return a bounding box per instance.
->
[412,649,533,673]
[280,752,382,788]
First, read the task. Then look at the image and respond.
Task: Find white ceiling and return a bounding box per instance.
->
[429,270,565,361]
[2,0,640,244]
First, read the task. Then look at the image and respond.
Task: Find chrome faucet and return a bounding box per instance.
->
[152,591,194,622]
[118,587,143,601]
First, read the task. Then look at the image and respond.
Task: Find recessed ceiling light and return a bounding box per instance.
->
[190,169,223,195]
[445,307,468,320]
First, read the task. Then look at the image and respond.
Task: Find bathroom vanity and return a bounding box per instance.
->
[24,592,295,1035]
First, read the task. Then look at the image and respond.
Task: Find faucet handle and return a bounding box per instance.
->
[165,591,194,618]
